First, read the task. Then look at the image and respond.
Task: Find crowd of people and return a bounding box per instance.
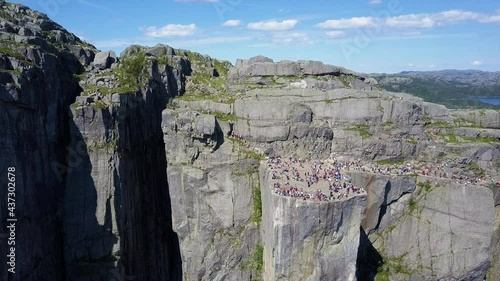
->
[266,155,490,202]
[267,156,366,202]
[348,160,484,186]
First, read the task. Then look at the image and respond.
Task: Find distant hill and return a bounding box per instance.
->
[371,70,500,109]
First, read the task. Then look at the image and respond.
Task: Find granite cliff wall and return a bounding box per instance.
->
[1,2,499,280]
[260,166,366,281]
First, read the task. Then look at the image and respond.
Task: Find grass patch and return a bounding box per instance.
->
[383,120,393,126]
[387,225,397,233]
[469,162,486,178]
[115,52,147,93]
[251,184,262,223]
[0,44,34,66]
[345,124,372,139]
[407,137,418,144]
[213,59,230,77]
[375,270,390,281]
[376,159,405,166]
[227,136,265,161]
[212,112,238,122]
[242,244,264,280]
[408,198,418,214]
[417,181,432,193]
[427,120,454,128]
[91,100,107,109]
[440,134,499,144]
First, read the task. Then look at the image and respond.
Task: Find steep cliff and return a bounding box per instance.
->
[0,2,94,280]
[1,2,499,281]
[0,3,182,280]
[261,166,366,281]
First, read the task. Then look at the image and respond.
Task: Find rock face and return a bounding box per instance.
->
[92,50,117,69]
[229,56,378,91]
[0,3,94,280]
[261,167,367,281]
[0,3,182,280]
[65,93,181,280]
[1,2,500,281]
[162,105,263,280]
[355,175,495,281]
[452,110,500,129]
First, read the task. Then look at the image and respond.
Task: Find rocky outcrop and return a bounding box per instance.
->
[356,175,496,281]
[260,166,366,281]
[2,2,500,281]
[229,56,378,91]
[452,110,500,129]
[163,105,263,280]
[0,2,95,280]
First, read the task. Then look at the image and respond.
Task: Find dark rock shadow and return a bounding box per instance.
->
[356,227,383,281]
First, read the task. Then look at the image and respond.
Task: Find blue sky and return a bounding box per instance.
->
[11,0,500,73]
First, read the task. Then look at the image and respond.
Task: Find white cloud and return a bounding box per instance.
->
[222,20,241,27]
[325,30,346,38]
[317,17,375,29]
[429,64,435,68]
[386,14,435,28]
[479,14,500,23]
[369,0,382,5]
[247,19,298,31]
[471,60,482,66]
[408,63,414,67]
[142,24,197,37]
[317,10,500,31]
[271,32,311,44]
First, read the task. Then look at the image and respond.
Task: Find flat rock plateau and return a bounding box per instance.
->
[1,2,499,281]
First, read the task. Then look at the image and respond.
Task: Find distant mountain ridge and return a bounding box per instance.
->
[396,69,500,87]
[370,69,500,109]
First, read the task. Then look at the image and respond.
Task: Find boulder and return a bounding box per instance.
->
[92,51,117,70]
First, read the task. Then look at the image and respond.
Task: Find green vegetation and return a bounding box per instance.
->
[213,59,230,77]
[376,75,500,109]
[417,181,432,193]
[407,137,418,144]
[439,134,499,144]
[375,270,390,281]
[0,43,34,66]
[91,100,107,109]
[376,253,413,281]
[408,197,418,214]
[242,244,264,280]
[87,140,117,153]
[427,121,454,128]
[376,159,405,166]
[469,162,486,178]
[345,124,372,139]
[0,69,21,75]
[251,184,262,223]
[227,136,265,161]
[387,224,397,233]
[383,120,393,126]
[115,52,147,94]
[212,112,238,122]
[336,75,350,87]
